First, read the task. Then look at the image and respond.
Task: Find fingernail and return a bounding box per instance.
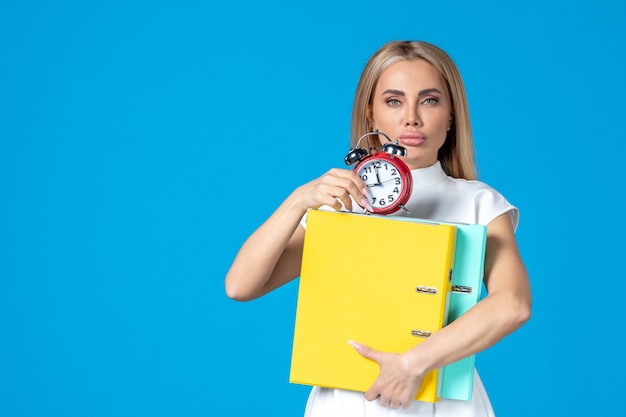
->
[362,187,372,198]
[360,198,374,212]
[347,339,364,351]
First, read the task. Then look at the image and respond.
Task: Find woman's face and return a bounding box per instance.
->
[368,59,452,170]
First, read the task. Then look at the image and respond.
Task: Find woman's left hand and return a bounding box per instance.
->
[349,340,424,409]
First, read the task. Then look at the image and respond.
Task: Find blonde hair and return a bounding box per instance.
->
[350,41,477,180]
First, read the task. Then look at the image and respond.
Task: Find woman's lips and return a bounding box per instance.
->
[398,132,426,146]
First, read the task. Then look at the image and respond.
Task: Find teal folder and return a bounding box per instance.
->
[439,221,486,401]
[368,213,487,401]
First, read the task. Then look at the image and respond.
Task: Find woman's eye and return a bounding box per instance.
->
[386,99,402,106]
[422,97,439,105]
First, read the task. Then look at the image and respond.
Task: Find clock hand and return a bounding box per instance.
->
[364,168,382,187]
[374,166,382,185]
[379,177,399,185]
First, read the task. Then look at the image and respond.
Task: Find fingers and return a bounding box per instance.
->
[348,339,383,362]
[325,168,368,211]
[305,169,370,212]
[365,379,413,408]
[389,399,401,409]
[367,392,410,409]
[349,340,416,409]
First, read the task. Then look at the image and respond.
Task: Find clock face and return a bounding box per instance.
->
[354,152,412,215]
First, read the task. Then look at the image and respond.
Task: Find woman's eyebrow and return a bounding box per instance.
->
[381,88,444,96]
[418,88,444,96]
[381,89,405,96]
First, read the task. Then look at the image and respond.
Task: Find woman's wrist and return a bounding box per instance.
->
[402,344,437,380]
[287,185,316,214]
[270,187,310,226]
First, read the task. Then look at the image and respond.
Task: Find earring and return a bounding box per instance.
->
[447,127,451,132]
[372,128,378,132]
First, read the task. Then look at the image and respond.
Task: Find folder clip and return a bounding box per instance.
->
[416,286,438,295]
[411,329,432,338]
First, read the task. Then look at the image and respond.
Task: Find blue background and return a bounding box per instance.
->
[2,1,624,416]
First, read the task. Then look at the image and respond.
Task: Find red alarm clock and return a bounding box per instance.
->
[344,131,412,215]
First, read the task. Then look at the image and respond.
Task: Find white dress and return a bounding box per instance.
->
[302,161,518,417]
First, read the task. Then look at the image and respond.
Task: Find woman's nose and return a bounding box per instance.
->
[404,105,420,126]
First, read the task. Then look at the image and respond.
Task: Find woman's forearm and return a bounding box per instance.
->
[404,213,532,376]
[224,192,307,301]
[404,286,531,376]
[225,169,369,301]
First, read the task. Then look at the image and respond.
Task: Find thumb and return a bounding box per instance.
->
[348,340,382,362]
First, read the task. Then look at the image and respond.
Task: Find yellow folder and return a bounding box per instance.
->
[290,209,457,402]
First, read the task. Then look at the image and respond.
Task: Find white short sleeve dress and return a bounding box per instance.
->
[301,161,518,417]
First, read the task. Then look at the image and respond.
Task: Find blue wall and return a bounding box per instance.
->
[2,1,624,416]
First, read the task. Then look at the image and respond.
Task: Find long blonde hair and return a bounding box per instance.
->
[350,41,477,180]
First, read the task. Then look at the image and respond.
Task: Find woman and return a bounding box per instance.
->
[225,40,531,416]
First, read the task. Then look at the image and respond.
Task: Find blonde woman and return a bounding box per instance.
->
[225,40,531,417]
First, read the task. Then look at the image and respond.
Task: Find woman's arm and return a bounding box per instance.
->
[353,212,532,408]
[414,211,531,358]
[225,168,370,301]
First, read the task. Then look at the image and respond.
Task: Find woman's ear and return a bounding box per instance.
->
[367,106,375,130]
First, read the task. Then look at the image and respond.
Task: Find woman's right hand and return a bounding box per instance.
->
[291,168,372,213]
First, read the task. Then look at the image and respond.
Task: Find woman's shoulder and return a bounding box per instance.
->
[444,176,506,199]
[447,175,495,189]
[443,177,519,228]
